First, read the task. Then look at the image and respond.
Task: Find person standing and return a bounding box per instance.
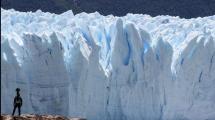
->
[12,88,23,116]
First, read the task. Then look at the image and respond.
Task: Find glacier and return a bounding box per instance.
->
[1,8,215,120]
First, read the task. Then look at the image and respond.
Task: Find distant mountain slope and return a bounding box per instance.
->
[1,0,215,18]
[1,0,82,14]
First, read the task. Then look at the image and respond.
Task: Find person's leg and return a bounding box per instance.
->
[18,106,21,116]
[12,105,17,115]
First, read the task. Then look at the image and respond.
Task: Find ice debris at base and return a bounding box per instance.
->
[1,8,215,120]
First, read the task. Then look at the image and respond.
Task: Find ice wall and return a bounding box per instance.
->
[1,9,215,120]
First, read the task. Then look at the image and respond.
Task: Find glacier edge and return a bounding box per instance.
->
[1,9,215,120]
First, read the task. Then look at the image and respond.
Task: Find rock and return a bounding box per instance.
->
[1,114,86,120]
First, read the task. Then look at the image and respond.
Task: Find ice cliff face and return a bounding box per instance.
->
[1,9,215,120]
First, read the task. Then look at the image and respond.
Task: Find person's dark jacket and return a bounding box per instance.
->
[14,95,22,106]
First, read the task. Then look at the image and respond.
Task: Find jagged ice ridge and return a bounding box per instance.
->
[1,8,215,120]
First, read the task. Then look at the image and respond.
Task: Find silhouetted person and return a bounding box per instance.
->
[12,88,22,116]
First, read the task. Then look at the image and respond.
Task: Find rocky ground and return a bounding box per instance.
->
[1,114,86,120]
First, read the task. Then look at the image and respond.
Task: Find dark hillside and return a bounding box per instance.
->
[1,0,215,18]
